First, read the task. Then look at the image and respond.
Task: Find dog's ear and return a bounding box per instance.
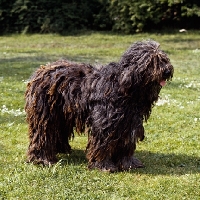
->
[119,68,141,94]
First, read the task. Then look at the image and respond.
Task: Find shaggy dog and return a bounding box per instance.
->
[25,40,173,172]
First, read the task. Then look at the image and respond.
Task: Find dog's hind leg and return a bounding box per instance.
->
[27,123,58,165]
[27,120,72,165]
[26,104,72,165]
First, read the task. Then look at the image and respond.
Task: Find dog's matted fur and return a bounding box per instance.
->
[25,40,173,172]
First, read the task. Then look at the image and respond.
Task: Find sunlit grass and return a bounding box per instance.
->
[0,31,200,199]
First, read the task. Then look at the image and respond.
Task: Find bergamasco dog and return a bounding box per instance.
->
[25,40,173,172]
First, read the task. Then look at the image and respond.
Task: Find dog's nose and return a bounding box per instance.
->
[163,69,171,79]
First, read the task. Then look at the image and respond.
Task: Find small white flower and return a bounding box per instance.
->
[192,49,200,53]
[184,80,200,89]
[22,79,29,84]
[156,95,170,106]
[0,105,25,116]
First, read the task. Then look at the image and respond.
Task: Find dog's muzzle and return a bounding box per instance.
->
[162,69,172,80]
[160,69,172,86]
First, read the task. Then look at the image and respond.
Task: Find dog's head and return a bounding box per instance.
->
[119,40,174,89]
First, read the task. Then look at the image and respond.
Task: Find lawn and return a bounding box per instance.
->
[0,31,200,199]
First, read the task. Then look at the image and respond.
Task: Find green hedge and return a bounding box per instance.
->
[109,0,200,33]
[0,0,199,34]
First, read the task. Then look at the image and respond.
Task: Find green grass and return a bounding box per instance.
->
[0,30,200,199]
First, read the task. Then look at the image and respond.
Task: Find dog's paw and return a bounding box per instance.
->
[88,159,118,173]
[27,156,58,166]
[117,156,144,171]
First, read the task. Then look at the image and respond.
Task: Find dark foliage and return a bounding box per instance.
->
[0,0,111,34]
[25,40,174,172]
[0,0,199,33]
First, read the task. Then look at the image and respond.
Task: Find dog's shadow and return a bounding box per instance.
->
[57,149,200,175]
[135,150,200,175]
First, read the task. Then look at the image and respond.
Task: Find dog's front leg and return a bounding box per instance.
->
[116,125,145,171]
[85,104,120,172]
[86,135,119,172]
